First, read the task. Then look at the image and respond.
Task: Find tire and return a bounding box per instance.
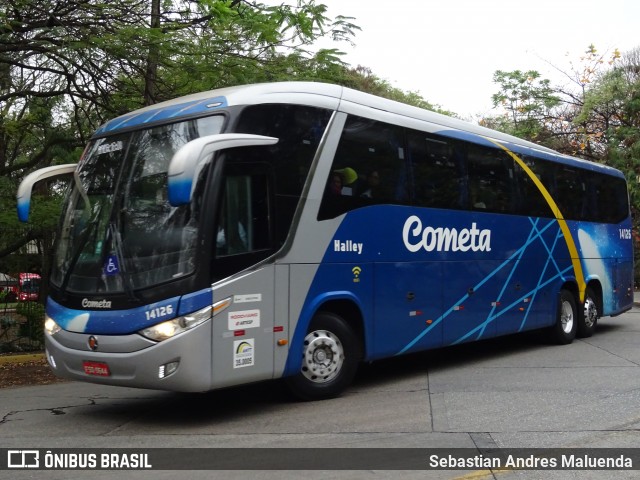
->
[577,287,599,338]
[285,312,361,401]
[549,289,577,344]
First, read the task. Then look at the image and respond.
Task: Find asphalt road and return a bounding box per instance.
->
[1,307,640,480]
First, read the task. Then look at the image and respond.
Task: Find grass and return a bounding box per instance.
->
[0,353,45,365]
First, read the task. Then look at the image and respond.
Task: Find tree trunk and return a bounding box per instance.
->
[143,0,161,106]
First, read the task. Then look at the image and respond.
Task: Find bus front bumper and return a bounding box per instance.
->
[44,321,213,392]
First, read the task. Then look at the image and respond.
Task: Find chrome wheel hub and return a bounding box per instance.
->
[301,330,344,384]
[583,297,598,328]
[561,300,574,334]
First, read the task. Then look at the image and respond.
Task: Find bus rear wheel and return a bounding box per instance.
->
[549,289,577,344]
[577,287,599,338]
[286,312,361,401]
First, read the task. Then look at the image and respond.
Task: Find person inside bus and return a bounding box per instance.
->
[334,167,358,196]
[216,222,247,251]
[328,172,343,196]
[470,182,487,209]
[360,170,380,199]
[216,203,248,255]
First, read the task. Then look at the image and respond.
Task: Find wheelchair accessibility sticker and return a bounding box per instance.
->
[104,255,120,276]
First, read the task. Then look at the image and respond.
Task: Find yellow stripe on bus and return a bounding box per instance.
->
[484,138,586,303]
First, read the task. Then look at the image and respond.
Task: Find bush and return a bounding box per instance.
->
[15,301,45,346]
[0,290,17,303]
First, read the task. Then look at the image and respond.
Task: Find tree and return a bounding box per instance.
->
[0,0,362,285]
[585,48,640,212]
[487,69,560,141]
[485,45,623,157]
[484,45,640,281]
[1,0,446,285]
[0,1,360,124]
[553,44,622,158]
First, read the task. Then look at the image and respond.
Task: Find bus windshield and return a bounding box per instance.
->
[51,115,224,294]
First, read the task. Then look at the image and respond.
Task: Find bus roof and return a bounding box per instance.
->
[94,82,623,179]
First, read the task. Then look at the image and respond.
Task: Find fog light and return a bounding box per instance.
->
[158,360,180,379]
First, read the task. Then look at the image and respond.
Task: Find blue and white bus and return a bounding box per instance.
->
[17,82,633,400]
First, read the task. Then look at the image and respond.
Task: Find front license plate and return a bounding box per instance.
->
[83,361,110,377]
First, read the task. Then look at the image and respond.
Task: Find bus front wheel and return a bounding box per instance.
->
[549,289,577,344]
[286,312,361,401]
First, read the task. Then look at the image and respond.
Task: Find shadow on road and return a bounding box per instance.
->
[74,322,627,427]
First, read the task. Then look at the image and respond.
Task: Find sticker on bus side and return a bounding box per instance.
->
[228,309,260,330]
[233,339,255,368]
[233,294,262,303]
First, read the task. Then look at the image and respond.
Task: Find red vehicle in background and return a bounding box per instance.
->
[17,273,40,301]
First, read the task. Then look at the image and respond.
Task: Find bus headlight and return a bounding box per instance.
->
[139,305,212,342]
[44,316,61,336]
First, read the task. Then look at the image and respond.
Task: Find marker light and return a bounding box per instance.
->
[139,305,212,342]
[212,297,232,316]
[44,316,61,336]
[46,350,57,369]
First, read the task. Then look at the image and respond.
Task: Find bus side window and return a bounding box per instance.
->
[466,144,515,214]
[216,171,271,257]
[515,155,554,218]
[585,173,629,224]
[407,131,465,210]
[234,104,332,244]
[318,116,408,220]
[553,166,584,220]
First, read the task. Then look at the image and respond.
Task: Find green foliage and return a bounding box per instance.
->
[490,69,560,140]
[486,46,640,279]
[0,0,444,279]
[1,0,363,260]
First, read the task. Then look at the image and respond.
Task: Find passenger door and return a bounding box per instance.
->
[209,162,278,388]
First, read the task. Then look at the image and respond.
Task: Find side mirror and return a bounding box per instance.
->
[167,133,278,206]
[16,164,77,222]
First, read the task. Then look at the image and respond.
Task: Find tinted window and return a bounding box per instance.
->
[407,131,466,210]
[515,155,555,218]
[523,155,628,223]
[234,104,332,243]
[318,114,629,224]
[554,166,585,220]
[319,116,407,219]
[216,171,270,257]
[587,173,629,223]
[466,143,516,213]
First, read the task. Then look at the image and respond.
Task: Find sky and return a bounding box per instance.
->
[304,0,640,119]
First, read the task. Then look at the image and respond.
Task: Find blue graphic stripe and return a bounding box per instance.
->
[453,265,573,344]
[456,219,567,343]
[530,217,564,275]
[396,217,563,355]
[456,219,569,343]
[477,218,540,338]
[519,222,565,331]
[94,96,228,136]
